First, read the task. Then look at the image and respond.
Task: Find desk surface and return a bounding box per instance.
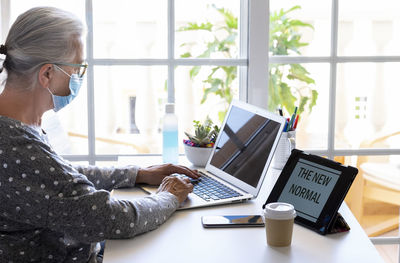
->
[103,156,383,263]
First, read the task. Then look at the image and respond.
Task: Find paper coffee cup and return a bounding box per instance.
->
[263,202,296,247]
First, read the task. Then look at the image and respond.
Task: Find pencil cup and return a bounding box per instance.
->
[271,131,296,170]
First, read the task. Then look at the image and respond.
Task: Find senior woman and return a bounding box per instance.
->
[0,6,198,263]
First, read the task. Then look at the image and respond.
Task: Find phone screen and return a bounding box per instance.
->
[202,215,264,228]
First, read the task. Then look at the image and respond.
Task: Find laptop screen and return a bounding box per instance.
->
[209,105,281,188]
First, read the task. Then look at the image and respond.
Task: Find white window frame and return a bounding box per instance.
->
[268,0,400,160]
[77,0,264,164]
[1,0,265,164]
[2,0,398,165]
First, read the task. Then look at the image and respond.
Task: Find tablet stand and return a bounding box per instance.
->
[327,212,350,234]
[261,204,351,234]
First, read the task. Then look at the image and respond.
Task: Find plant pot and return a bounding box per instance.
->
[184,144,213,167]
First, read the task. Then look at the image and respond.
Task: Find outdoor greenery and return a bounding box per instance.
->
[269,6,318,115]
[178,5,237,122]
[179,5,317,120]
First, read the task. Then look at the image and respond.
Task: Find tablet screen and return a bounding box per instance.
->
[277,158,341,222]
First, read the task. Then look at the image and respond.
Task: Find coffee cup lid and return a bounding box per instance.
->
[263,202,296,220]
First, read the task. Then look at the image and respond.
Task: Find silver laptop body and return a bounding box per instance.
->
[142,100,286,210]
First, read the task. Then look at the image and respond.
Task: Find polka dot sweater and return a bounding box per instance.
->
[0,116,179,263]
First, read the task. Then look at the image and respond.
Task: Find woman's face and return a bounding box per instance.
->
[51,38,84,96]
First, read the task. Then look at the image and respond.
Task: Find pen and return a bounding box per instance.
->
[288,114,295,131]
[283,121,288,132]
[293,115,299,130]
[284,118,290,132]
[287,107,298,131]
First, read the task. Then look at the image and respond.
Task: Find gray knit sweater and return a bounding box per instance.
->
[0,115,179,263]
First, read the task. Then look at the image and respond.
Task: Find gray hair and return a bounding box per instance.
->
[1,6,84,84]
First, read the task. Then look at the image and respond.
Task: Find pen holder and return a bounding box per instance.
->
[271,131,296,170]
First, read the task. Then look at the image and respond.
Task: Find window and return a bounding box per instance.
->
[2,1,398,163]
[2,0,268,164]
[269,0,400,244]
[2,0,400,241]
[269,0,400,156]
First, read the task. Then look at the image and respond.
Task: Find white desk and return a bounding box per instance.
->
[103,156,383,263]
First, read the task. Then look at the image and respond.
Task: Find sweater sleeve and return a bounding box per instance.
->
[2,139,180,243]
[0,116,180,262]
[72,164,139,191]
[46,161,180,242]
[47,178,179,242]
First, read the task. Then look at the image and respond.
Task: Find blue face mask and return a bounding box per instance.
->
[50,72,83,112]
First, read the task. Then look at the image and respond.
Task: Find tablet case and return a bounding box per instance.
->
[263,149,357,235]
[327,212,350,234]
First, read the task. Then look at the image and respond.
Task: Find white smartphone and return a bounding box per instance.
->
[201,215,264,228]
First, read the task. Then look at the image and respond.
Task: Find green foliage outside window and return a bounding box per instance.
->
[178,5,237,122]
[269,6,318,115]
[179,5,317,121]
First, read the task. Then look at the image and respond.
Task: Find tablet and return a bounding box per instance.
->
[264,149,358,235]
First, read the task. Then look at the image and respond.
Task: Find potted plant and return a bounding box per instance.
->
[183,118,220,167]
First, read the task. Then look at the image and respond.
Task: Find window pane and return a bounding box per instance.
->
[50,79,89,155]
[92,0,167,58]
[93,66,167,155]
[9,0,85,24]
[175,66,239,136]
[375,243,399,262]
[269,0,331,56]
[343,155,400,237]
[70,161,90,166]
[335,63,400,149]
[268,63,329,150]
[175,0,240,59]
[42,83,88,155]
[95,161,119,167]
[338,0,400,56]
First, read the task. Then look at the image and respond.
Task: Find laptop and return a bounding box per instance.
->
[142,100,286,210]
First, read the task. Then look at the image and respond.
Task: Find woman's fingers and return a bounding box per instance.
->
[171,165,200,179]
[157,176,194,203]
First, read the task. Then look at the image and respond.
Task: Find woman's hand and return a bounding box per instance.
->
[156,176,194,203]
[136,163,200,186]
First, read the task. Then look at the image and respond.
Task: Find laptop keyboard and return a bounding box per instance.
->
[188,172,243,202]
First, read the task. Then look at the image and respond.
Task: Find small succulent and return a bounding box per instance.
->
[184,118,220,148]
